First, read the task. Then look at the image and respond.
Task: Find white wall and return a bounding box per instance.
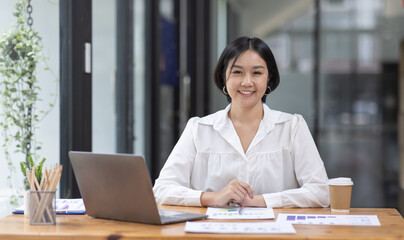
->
[0,0,59,218]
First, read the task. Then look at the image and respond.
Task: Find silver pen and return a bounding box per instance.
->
[238,206,245,214]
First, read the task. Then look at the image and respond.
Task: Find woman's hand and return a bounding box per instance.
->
[200,179,254,207]
[238,194,266,207]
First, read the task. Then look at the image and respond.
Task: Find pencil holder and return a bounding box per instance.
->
[29,190,56,225]
[24,191,30,218]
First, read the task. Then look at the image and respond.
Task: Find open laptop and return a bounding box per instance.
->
[69,151,207,225]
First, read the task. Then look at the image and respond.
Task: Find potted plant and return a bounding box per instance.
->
[0,0,54,206]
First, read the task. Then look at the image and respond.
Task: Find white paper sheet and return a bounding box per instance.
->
[276,214,381,226]
[55,199,86,213]
[185,221,296,234]
[14,198,86,214]
[206,207,274,219]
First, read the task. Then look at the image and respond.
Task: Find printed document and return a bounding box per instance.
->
[206,207,274,219]
[185,221,296,234]
[276,214,380,226]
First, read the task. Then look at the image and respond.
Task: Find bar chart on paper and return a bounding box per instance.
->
[206,207,274,219]
[276,214,381,226]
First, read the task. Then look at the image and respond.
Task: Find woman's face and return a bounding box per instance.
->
[225,50,269,110]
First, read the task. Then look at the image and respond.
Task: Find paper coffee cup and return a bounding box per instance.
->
[329,177,353,213]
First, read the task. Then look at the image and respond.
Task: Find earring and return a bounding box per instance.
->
[222,86,228,95]
[264,86,271,96]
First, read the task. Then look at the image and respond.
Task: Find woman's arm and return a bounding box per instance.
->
[153,118,203,206]
[263,115,329,208]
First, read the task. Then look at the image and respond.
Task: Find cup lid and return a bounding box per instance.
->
[329,177,353,186]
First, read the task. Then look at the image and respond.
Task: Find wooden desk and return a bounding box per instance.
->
[0,206,403,239]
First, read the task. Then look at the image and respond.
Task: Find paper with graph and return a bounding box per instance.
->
[206,207,274,219]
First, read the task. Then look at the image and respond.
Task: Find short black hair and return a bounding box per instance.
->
[213,36,280,102]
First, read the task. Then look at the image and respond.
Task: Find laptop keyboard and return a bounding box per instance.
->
[158,210,184,216]
[159,210,187,222]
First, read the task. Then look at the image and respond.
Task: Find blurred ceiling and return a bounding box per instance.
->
[228,0,312,37]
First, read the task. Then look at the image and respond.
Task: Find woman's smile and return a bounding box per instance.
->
[238,90,255,96]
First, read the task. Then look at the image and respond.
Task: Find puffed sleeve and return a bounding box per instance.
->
[263,115,330,208]
[152,117,203,206]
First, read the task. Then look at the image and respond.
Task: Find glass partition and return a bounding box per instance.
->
[223,0,402,209]
[134,0,146,157]
[92,0,146,156]
[92,0,117,154]
[318,0,401,208]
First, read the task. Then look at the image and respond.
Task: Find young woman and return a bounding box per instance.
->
[153,37,329,208]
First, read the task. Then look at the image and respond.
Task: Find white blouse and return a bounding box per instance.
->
[153,104,330,208]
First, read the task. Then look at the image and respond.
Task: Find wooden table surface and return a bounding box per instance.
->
[0,205,403,239]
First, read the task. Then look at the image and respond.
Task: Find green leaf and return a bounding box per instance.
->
[20,161,27,177]
[28,155,34,169]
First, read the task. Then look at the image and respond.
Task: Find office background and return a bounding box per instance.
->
[0,0,403,217]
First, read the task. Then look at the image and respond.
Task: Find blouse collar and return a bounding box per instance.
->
[198,103,292,131]
[198,103,292,156]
